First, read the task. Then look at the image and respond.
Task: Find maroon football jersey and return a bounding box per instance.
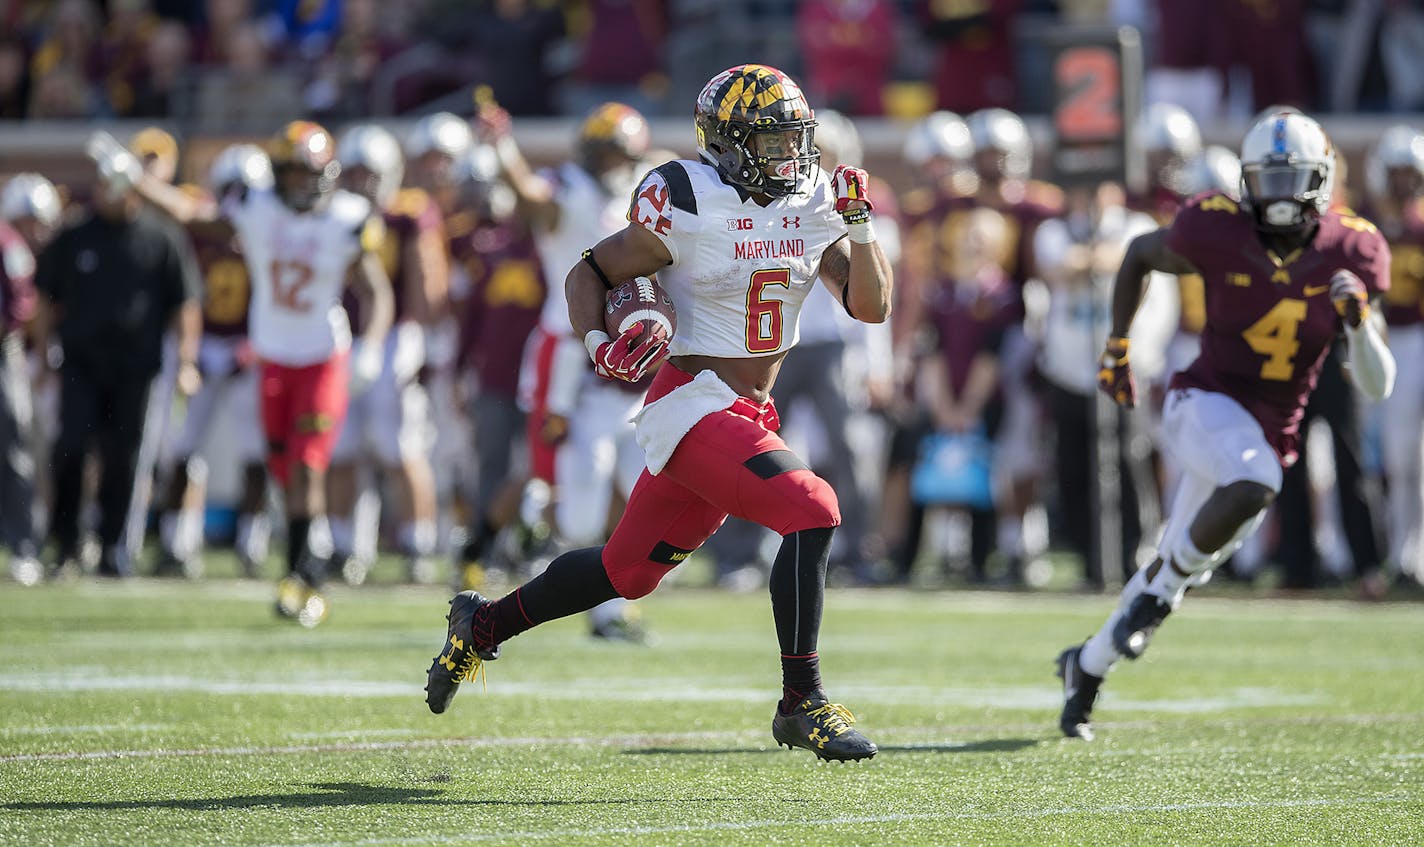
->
[901,187,1058,291]
[1357,201,1424,328]
[451,215,546,400]
[1166,192,1391,463]
[188,225,249,337]
[344,188,445,326]
[926,268,1019,399]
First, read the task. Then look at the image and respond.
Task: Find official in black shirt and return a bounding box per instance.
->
[34,175,201,577]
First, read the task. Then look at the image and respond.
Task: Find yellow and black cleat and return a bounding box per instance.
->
[771,693,877,762]
[425,591,500,714]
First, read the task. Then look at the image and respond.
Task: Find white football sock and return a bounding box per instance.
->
[328,516,355,558]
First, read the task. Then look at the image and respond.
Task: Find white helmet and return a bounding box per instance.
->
[453,143,515,221]
[1239,110,1334,232]
[967,108,1032,180]
[207,144,273,197]
[405,112,473,160]
[1364,124,1424,203]
[1180,145,1242,199]
[1138,103,1202,159]
[0,173,62,227]
[902,110,972,167]
[337,124,405,206]
[813,109,863,168]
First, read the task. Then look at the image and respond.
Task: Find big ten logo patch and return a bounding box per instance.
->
[727,217,754,231]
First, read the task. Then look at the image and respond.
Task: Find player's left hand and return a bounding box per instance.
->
[350,341,383,395]
[830,165,874,225]
[1330,269,1370,328]
[176,361,202,397]
[1097,336,1136,408]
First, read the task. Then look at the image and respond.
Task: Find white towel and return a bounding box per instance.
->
[633,369,739,475]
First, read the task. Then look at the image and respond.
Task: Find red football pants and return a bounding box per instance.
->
[259,352,349,488]
[601,364,840,599]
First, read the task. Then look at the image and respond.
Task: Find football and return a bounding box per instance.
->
[604,275,677,344]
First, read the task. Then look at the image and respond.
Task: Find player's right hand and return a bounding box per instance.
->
[589,325,668,383]
[1329,269,1370,328]
[350,341,383,395]
[1097,336,1136,408]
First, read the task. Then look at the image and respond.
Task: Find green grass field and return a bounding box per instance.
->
[2,563,1421,847]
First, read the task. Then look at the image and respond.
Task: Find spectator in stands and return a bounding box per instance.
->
[795,0,896,116]
[919,0,1019,113]
[1328,0,1424,113]
[193,21,302,132]
[100,0,162,117]
[192,0,257,67]
[303,0,408,121]
[0,37,31,120]
[1145,0,1227,125]
[127,18,191,118]
[1222,0,1316,116]
[34,153,202,578]
[27,62,106,118]
[563,0,667,118]
[467,0,565,116]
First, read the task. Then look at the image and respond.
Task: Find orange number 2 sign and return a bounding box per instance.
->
[1055,46,1122,141]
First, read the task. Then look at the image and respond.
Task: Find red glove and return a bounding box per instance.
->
[589,325,669,383]
[1330,269,1370,328]
[1097,336,1136,408]
[830,165,874,224]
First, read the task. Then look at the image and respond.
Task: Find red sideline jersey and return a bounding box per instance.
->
[1166,192,1391,464]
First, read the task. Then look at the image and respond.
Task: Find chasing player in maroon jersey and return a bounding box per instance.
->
[1055,110,1398,741]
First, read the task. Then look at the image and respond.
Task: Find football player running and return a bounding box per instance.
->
[1057,110,1396,741]
[1359,125,1424,591]
[112,121,393,625]
[424,64,892,762]
[327,124,449,585]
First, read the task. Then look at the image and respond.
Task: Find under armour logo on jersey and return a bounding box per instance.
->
[782,216,800,229]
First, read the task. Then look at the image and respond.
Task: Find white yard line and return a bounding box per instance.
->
[264,795,1419,847]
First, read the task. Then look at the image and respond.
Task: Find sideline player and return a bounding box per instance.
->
[425,64,893,761]
[112,120,393,624]
[327,124,448,584]
[1056,110,1396,740]
[1360,125,1424,590]
[478,100,659,640]
[154,144,274,579]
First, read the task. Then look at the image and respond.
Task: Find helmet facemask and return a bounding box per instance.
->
[1242,156,1329,232]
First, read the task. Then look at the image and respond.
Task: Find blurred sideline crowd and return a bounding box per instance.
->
[6,0,1424,131]
[4,93,1424,609]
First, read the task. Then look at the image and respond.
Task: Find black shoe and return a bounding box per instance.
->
[425,591,500,714]
[1056,645,1103,741]
[95,546,133,579]
[1112,593,1172,659]
[590,614,652,645]
[771,692,877,762]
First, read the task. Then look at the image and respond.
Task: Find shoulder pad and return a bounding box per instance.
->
[1191,192,1240,215]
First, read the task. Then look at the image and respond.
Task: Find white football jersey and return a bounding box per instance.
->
[629,160,846,358]
[223,188,373,366]
[535,162,640,335]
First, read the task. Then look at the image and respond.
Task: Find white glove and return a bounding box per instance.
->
[390,322,425,384]
[349,340,384,396]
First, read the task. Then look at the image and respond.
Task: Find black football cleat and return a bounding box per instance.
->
[771,692,877,762]
[1112,593,1173,659]
[1056,645,1103,741]
[425,591,500,714]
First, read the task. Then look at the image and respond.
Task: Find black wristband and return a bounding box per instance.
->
[581,248,615,290]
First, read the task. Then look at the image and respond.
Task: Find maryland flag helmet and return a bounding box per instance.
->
[269,120,341,212]
[695,64,817,198]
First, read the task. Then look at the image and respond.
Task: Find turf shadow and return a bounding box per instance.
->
[0,782,769,812]
[624,738,1041,756]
